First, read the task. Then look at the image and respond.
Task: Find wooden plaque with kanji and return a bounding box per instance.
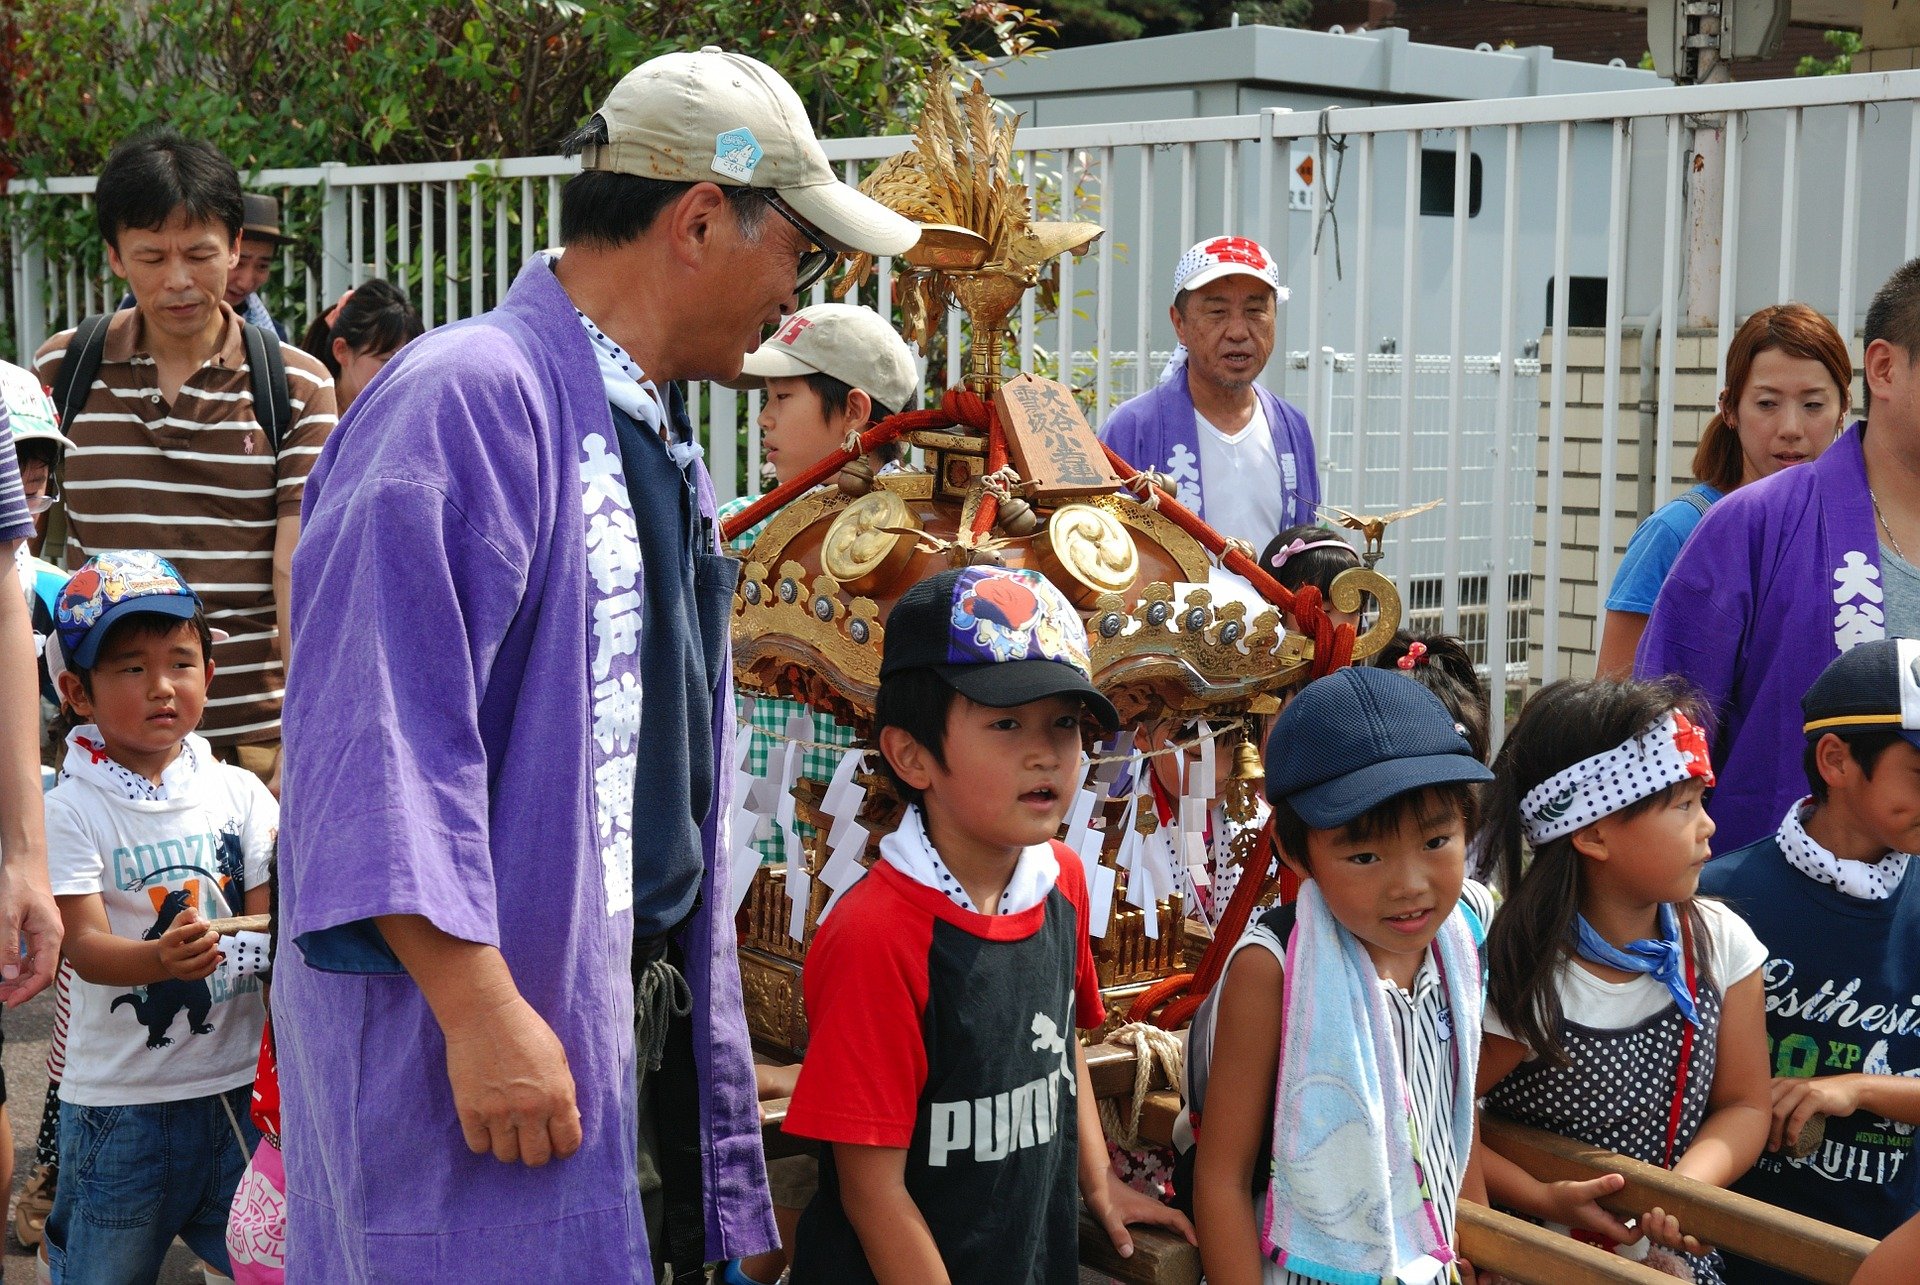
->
[994,373,1124,501]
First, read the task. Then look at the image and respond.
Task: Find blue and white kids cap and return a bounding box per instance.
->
[55,551,204,671]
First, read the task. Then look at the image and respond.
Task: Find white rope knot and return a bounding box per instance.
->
[841,430,866,457]
[1123,472,1162,509]
[980,466,1022,501]
[1095,1022,1185,1149]
[1219,536,1258,567]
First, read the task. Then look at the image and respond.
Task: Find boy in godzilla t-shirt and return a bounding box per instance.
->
[41,553,273,1280]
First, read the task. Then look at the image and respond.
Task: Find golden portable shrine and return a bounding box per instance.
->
[724,72,1405,1059]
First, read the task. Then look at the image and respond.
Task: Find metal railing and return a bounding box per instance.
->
[13,64,1920,742]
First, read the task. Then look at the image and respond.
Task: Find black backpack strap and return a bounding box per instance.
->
[242,322,292,454]
[50,313,112,437]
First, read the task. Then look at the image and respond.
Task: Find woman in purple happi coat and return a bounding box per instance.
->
[1638,264,1920,852]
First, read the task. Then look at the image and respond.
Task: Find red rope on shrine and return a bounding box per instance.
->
[1096,444,1355,678]
[718,388,999,546]
[1125,818,1305,1031]
[719,410,932,545]
[968,390,1007,539]
[724,385,1363,1032]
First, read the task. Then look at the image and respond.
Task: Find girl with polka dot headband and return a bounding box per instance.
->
[1474,678,1772,1284]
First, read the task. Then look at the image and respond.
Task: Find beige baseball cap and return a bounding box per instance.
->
[581,47,918,259]
[727,304,921,413]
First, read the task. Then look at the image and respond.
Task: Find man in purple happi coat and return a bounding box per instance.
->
[1099,235,1319,550]
[1638,260,1920,852]
[276,49,916,1281]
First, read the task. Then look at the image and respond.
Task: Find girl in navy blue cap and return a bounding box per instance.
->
[1477,678,1771,1282]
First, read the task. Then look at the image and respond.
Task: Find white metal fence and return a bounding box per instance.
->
[13,65,1920,741]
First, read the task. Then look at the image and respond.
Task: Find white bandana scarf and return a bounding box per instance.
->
[63,725,203,803]
[1777,797,1909,901]
[1520,711,1715,845]
[879,804,1058,916]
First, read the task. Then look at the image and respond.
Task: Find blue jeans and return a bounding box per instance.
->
[47,1086,259,1284]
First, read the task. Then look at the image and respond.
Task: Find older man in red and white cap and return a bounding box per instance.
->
[1099,235,1319,550]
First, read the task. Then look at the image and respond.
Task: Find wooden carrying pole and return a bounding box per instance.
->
[1482,1116,1877,1285]
[762,1073,1849,1284]
[1457,1203,1678,1285]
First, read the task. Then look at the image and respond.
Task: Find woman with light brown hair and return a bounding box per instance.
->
[1596,303,1853,677]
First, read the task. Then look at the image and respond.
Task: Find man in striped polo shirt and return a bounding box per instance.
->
[34,129,337,790]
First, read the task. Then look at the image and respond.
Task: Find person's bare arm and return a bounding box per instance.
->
[835,1142,950,1283]
[1076,1039,1194,1257]
[375,913,581,1167]
[1673,970,1771,1187]
[272,513,299,674]
[1194,948,1284,1285]
[1595,610,1649,680]
[268,512,300,797]
[1854,1209,1920,1284]
[0,541,57,1003]
[58,892,221,987]
[1634,969,1773,1255]
[1772,1074,1920,1153]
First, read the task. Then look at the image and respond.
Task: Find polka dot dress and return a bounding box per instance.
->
[1485,972,1726,1284]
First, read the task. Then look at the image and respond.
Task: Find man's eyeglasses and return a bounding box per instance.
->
[758,192,841,295]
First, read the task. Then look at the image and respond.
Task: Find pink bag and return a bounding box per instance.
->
[226,1138,286,1283]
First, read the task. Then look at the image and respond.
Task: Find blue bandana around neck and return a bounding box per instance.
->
[1574,903,1700,1027]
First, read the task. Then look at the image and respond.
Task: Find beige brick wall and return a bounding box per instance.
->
[1527,326,1867,686]
[1859,47,1918,72]
[1528,326,1715,685]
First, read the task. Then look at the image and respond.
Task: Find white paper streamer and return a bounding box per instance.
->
[786,866,812,941]
[1088,863,1118,938]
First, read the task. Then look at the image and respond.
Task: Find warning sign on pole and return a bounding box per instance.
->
[1289,145,1315,212]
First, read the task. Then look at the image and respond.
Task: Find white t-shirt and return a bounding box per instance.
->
[1193,400,1287,551]
[1484,899,1766,1055]
[46,727,274,1107]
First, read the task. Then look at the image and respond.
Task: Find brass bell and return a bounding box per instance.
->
[1232,738,1264,784]
[965,545,1006,567]
[996,494,1039,538]
[836,456,875,497]
[1224,730,1266,825]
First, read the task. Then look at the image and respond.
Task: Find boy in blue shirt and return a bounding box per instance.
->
[1701,636,1920,1278]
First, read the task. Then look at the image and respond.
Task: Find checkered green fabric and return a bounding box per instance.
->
[723,495,858,865]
